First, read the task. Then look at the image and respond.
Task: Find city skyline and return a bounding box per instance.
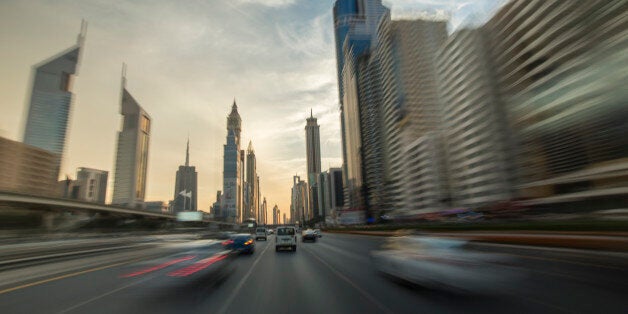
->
[0,0,506,220]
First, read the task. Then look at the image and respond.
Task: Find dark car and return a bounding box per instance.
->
[223,233,255,254]
[302,229,317,242]
[120,242,235,289]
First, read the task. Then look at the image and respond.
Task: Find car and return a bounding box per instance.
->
[313,229,322,238]
[223,233,255,254]
[275,226,297,252]
[371,236,522,294]
[302,229,317,242]
[217,231,236,240]
[255,227,268,241]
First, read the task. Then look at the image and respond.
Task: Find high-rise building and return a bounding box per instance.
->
[245,141,258,221]
[221,101,242,222]
[305,110,322,220]
[290,175,309,225]
[374,15,449,215]
[260,197,267,225]
[333,0,387,214]
[22,21,87,180]
[437,28,515,209]
[211,191,222,218]
[329,167,344,214]
[0,137,57,197]
[484,0,628,209]
[112,65,151,209]
[283,213,286,225]
[75,167,108,204]
[173,139,198,212]
[272,204,278,225]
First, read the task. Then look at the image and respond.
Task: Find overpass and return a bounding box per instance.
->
[0,191,236,229]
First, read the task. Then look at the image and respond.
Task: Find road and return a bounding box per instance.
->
[0,233,626,313]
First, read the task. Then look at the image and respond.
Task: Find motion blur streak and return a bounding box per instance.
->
[167,254,228,277]
[120,255,196,278]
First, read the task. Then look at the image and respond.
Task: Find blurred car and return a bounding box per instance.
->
[255,227,268,241]
[302,229,317,242]
[120,242,235,287]
[275,226,297,252]
[223,233,255,254]
[371,236,521,294]
[268,229,274,235]
[313,229,322,238]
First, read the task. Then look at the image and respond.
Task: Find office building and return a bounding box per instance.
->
[374,15,449,214]
[437,28,515,209]
[333,0,387,213]
[290,175,309,224]
[245,141,259,221]
[112,65,151,209]
[221,100,243,222]
[272,204,278,225]
[75,167,108,204]
[484,0,628,209]
[22,21,87,180]
[173,139,198,212]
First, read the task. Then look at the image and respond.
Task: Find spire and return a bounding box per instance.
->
[310,108,313,118]
[77,19,88,46]
[232,98,237,110]
[185,136,190,166]
[247,140,253,153]
[121,63,127,89]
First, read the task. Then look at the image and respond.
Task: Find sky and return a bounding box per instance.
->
[0,0,505,221]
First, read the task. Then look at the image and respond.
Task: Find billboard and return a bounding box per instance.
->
[177,211,203,222]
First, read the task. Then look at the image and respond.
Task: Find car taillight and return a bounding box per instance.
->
[222,239,234,246]
[244,239,253,245]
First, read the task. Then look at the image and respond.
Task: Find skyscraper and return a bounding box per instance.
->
[333,1,386,214]
[273,204,278,225]
[173,139,198,212]
[112,65,151,209]
[305,110,322,219]
[245,141,258,221]
[22,21,87,180]
[221,100,242,223]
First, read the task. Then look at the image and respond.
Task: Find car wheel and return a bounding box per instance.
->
[292,245,296,252]
[275,246,279,252]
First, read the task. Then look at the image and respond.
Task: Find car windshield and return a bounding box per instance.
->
[277,228,294,236]
[256,228,265,232]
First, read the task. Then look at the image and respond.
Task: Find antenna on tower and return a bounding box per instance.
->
[77,19,88,45]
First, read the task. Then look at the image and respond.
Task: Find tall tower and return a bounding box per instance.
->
[112,64,151,208]
[173,138,198,212]
[221,100,242,222]
[23,21,87,180]
[245,141,258,221]
[305,110,322,218]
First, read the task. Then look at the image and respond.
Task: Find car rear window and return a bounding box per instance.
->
[256,228,266,232]
[277,228,295,236]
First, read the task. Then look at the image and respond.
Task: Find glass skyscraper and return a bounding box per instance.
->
[22,21,87,179]
[112,65,151,208]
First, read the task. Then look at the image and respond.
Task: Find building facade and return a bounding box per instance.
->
[290,175,309,225]
[173,139,198,212]
[484,0,628,209]
[221,101,243,222]
[245,141,258,221]
[75,167,108,204]
[0,137,57,197]
[112,66,151,209]
[22,22,87,180]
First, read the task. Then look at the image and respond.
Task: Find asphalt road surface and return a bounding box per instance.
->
[0,233,626,314]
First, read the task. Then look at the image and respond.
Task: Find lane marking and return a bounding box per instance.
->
[58,274,155,313]
[0,258,145,295]
[216,241,272,314]
[503,253,625,271]
[303,246,394,314]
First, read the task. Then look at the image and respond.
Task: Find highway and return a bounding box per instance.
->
[0,233,626,314]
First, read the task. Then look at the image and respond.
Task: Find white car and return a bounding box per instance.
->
[372,236,521,294]
[255,227,268,241]
[275,226,297,252]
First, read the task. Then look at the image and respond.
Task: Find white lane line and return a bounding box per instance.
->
[58,275,154,313]
[303,246,394,314]
[216,241,272,314]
